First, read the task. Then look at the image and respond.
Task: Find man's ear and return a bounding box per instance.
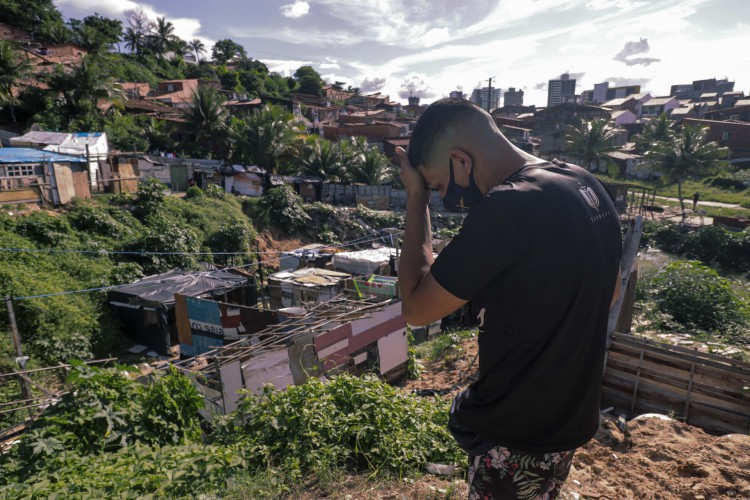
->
[449,148,473,183]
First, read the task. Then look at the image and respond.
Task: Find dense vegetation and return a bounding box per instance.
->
[0,365,463,498]
[637,222,750,348]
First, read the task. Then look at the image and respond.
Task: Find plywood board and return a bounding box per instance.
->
[117,161,139,193]
[242,348,295,394]
[377,328,408,374]
[174,294,192,347]
[72,170,91,200]
[53,163,76,204]
[220,361,244,413]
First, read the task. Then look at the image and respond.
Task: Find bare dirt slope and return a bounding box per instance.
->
[399,336,750,500]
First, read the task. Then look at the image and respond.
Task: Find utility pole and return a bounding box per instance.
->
[255,242,267,309]
[5,297,32,409]
[487,77,493,112]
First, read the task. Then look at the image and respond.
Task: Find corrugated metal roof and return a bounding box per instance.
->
[10,131,70,146]
[108,269,248,305]
[0,147,87,163]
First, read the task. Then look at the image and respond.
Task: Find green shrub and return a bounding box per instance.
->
[203,183,226,200]
[184,185,203,199]
[641,220,685,253]
[355,204,404,230]
[66,201,132,238]
[215,374,463,479]
[14,212,74,247]
[133,178,167,220]
[207,220,254,265]
[4,364,203,474]
[125,219,200,274]
[0,443,240,498]
[255,185,311,233]
[646,260,749,332]
[703,176,749,192]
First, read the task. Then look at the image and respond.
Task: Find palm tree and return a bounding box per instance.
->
[183,86,230,159]
[235,104,300,172]
[123,27,143,55]
[299,138,348,182]
[41,21,73,44]
[352,148,391,185]
[64,57,123,108]
[645,124,728,221]
[634,113,673,154]
[566,118,621,173]
[189,39,206,62]
[0,41,32,123]
[150,17,177,58]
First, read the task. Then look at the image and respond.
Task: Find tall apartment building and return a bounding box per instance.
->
[471,86,502,111]
[670,78,735,99]
[504,87,524,106]
[581,82,640,104]
[547,73,576,107]
[449,90,466,99]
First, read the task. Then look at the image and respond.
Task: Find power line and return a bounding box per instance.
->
[9,231,401,301]
[0,229,400,257]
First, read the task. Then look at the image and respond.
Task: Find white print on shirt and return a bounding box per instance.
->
[578,184,600,211]
[477,307,486,327]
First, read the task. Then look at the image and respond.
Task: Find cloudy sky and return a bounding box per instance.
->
[54,0,749,106]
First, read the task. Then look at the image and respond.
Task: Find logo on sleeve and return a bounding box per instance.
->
[579,185,600,211]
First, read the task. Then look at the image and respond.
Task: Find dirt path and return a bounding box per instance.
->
[654,196,741,209]
[400,336,750,500]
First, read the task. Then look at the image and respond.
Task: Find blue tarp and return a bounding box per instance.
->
[0,147,87,164]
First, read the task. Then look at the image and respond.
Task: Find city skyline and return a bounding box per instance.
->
[53,0,750,107]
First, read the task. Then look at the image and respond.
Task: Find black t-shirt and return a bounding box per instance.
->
[431,160,622,453]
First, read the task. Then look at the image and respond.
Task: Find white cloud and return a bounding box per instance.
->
[54,0,215,49]
[360,76,387,93]
[319,57,340,70]
[397,73,437,99]
[260,58,313,77]
[280,1,311,19]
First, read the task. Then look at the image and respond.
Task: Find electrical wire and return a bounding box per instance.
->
[0,229,401,257]
[9,230,401,301]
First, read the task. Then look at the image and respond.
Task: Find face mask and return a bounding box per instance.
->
[441,159,484,212]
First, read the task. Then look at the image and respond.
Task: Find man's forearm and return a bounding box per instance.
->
[399,197,434,300]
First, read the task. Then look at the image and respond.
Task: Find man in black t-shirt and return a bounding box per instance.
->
[396,98,622,499]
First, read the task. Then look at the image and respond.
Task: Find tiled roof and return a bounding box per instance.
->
[643,97,677,106]
[146,79,200,105]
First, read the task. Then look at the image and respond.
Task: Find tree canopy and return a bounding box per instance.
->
[212,39,246,65]
[294,65,324,96]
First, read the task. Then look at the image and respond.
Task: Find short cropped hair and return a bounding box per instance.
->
[408,97,493,169]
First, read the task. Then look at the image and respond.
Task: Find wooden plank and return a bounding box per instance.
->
[607,217,643,348]
[612,333,750,371]
[604,366,750,416]
[0,189,41,203]
[608,359,750,407]
[71,170,91,200]
[52,163,76,204]
[610,342,750,385]
[606,350,749,394]
[174,294,192,347]
[117,162,139,193]
[688,402,749,434]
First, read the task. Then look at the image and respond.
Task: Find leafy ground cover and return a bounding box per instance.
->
[0,365,464,499]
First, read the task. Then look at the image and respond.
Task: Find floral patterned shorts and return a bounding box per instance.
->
[468,445,576,500]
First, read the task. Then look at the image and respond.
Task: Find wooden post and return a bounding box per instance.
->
[607,216,643,350]
[5,297,32,412]
[683,360,696,423]
[629,349,645,416]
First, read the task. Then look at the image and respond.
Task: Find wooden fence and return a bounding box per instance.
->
[602,332,750,435]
